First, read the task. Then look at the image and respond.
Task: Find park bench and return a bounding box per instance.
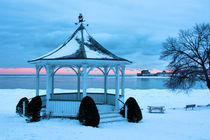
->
[185,104,196,110]
[148,106,165,113]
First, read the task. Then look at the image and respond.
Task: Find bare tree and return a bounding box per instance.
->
[160,23,210,90]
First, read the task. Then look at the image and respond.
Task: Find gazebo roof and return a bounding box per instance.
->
[28,24,131,64]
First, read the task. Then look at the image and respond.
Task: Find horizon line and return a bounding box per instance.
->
[0,68,166,75]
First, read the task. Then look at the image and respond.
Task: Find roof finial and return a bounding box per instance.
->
[75,13,89,26]
[78,13,84,23]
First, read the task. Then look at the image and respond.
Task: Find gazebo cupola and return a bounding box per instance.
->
[28,14,132,117]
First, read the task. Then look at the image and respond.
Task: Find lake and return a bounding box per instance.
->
[0,74,206,90]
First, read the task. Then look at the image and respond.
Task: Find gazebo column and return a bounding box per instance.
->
[46,65,54,115]
[121,66,125,100]
[104,67,108,104]
[77,69,81,100]
[52,73,55,95]
[115,65,120,110]
[35,65,42,96]
[82,65,88,98]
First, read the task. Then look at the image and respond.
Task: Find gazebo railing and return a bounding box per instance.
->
[48,100,81,117]
[51,93,79,101]
[40,92,116,108]
[45,93,117,117]
[51,92,116,105]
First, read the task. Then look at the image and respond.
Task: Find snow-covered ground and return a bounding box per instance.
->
[0,88,210,140]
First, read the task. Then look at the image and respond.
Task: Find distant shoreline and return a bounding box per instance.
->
[0,74,169,78]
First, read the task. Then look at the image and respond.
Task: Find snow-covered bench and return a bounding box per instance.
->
[185,104,196,110]
[148,106,165,113]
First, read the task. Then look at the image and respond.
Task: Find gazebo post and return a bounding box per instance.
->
[104,67,108,104]
[46,65,54,115]
[77,68,81,100]
[52,73,55,95]
[115,65,120,110]
[82,65,87,98]
[35,65,42,96]
[121,66,125,100]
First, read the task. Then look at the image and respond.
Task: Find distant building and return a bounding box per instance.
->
[156,70,172,77]
[141,70,150,75]
[137,70,172,77]
[137,70,156,76]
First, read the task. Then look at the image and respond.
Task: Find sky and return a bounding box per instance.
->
[0,0,209,74]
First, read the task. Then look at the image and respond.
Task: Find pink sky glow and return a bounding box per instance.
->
[0,68,165,75]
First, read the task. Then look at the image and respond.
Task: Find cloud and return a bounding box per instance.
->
[0,0,209,70]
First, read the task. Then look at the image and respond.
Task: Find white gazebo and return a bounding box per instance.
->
[28,14,131,117]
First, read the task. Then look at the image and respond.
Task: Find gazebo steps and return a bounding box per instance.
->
[100,112,125,123]
[99,111,120,114]
[100,112,121,118]
[97,104,115,113]
[100,119,126,124]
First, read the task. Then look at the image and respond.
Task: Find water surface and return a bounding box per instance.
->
[0,74,206,89]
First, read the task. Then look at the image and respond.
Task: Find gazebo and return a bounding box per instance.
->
[28,14,131,117]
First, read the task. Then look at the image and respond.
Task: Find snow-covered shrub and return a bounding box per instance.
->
[78,96,100,127]
[27,96,42,122]
[120,97,142,123]
[16,97,29,116]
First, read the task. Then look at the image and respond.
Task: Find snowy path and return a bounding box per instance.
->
[0,89,209,140]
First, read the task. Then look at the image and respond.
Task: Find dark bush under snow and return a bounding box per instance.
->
[16,97,29,116]
[27,96,42,122]
[120,97,142,123]
[78,96,100,127]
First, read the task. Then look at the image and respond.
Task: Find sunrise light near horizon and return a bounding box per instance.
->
[0,68,163,75]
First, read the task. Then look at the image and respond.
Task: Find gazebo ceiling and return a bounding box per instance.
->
[28,23,131,64]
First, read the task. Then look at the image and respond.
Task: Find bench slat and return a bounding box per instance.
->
[185,104,196,110]
[148,106,165,113]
